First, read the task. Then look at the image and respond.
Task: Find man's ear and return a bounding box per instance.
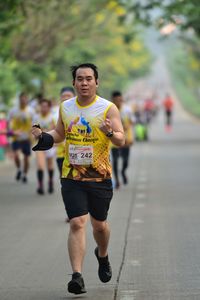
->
[96,79,99,87]
[72,80,75,86]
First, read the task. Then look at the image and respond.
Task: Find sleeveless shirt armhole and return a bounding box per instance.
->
[103,103,113,120]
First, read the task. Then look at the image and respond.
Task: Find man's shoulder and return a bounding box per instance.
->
[61,97,76,109]
[97,96,112,107]
[8,106,18,117]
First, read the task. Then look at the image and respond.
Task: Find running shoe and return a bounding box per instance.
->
[22,176,27,183]
[15,170,21,181]
[94,247,112,283]
[68,272,86,294]
[37,187,44,195]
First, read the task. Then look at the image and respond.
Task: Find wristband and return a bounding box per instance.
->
[32,132,54,151]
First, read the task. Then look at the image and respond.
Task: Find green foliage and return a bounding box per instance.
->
[129,0,200,38]
[0,0,151,105]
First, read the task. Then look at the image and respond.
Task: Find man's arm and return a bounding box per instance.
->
[100,104,125,147]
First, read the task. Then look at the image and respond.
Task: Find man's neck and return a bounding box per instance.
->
[77,94,97,107]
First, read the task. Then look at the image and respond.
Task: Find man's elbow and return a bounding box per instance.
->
[115,136,125,147]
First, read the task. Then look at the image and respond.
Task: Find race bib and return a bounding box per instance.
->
[69,144,93,165]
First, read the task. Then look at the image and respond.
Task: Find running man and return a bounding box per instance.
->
[54,87,75,176]
[8,92,34,183]
[163,93,174,129]
[31,63,125,294]
[33,99,55,194]
[111,91,134,188]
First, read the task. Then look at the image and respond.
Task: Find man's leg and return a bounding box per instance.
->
[67,215,88,294]
[111,148,120,188]
[13,150,21,180]
[91,216,112,283]
[22,141,31,183]
[36,151,45,194]
[47,156,54,193]
[68,215,88,273]
[121,147,130,184]
[12,142,21,180]
[91,217,110,257]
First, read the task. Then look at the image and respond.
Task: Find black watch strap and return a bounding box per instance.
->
[106,130,114,138]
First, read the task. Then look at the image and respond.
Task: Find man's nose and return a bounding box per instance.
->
[81,79,88,85]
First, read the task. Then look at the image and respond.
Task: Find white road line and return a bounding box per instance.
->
[132,218,144,224]
[135,203,145,208]
[130,260,141,266]
[136,193,146,199]
[120,290,139,300]
[137,184,146,190]
[138,176,147,183]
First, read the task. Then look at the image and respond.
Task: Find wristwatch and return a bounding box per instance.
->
[106,130,114,138]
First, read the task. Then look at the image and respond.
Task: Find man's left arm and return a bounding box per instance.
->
[100,104,125,147]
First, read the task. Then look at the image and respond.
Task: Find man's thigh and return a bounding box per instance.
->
[61,179,89,220]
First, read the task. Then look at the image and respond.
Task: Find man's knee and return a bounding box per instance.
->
[70,215,87,231]
[92,220,107,233]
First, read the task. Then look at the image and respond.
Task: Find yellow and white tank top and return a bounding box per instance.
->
[8,106,34,141]
[60,95,113,181]
[121,105,134,146]
[33,113,54,131]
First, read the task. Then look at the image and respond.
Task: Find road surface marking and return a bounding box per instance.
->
[132,219,144,224]
[136,193,146,199]
[120,290,139,300]
[135,203,145,208]
[137,184,146,190]
[130,260,141,266]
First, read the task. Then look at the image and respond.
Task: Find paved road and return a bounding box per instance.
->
[1,56,200,299]
[1,104,200,300]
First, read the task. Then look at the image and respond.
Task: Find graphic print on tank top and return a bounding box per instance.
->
[61,96,113,181]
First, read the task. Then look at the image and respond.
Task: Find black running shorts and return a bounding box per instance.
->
[61,178,113,221]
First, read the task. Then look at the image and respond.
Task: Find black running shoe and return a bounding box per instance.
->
[37,187,44,195]
[15,170,21,181]
[68,272,86,294]
[94,247,112,283]
[22,176,27,183]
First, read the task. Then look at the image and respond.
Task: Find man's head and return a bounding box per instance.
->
[19,92,28,107]
[71,63,99,99]
[60,86,75,102]
[39,99,51,115]
[111,91,123,109]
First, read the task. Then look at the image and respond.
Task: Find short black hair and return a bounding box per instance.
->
[39,98,51,107]
[111,91,122,98]
[60,86,75,95]
[70,63,98,81]
[19,92,27,98]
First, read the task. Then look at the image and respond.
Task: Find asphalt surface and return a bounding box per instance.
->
[1,102,200,300]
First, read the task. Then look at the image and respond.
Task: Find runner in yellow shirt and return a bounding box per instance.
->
[111,91,134,188]
[33,99,55,194]
[32,63,125,295]
[7,92,34,183]
[54,87,75,176]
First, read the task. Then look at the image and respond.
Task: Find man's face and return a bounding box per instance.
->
[73,68,98,98]
[19,95,28,107]
[60,91,74,102]
[40,102,50,115]
[112,96,123,109]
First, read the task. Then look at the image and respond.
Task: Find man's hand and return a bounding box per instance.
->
[100,118,113,135]
[31,124,42,139]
